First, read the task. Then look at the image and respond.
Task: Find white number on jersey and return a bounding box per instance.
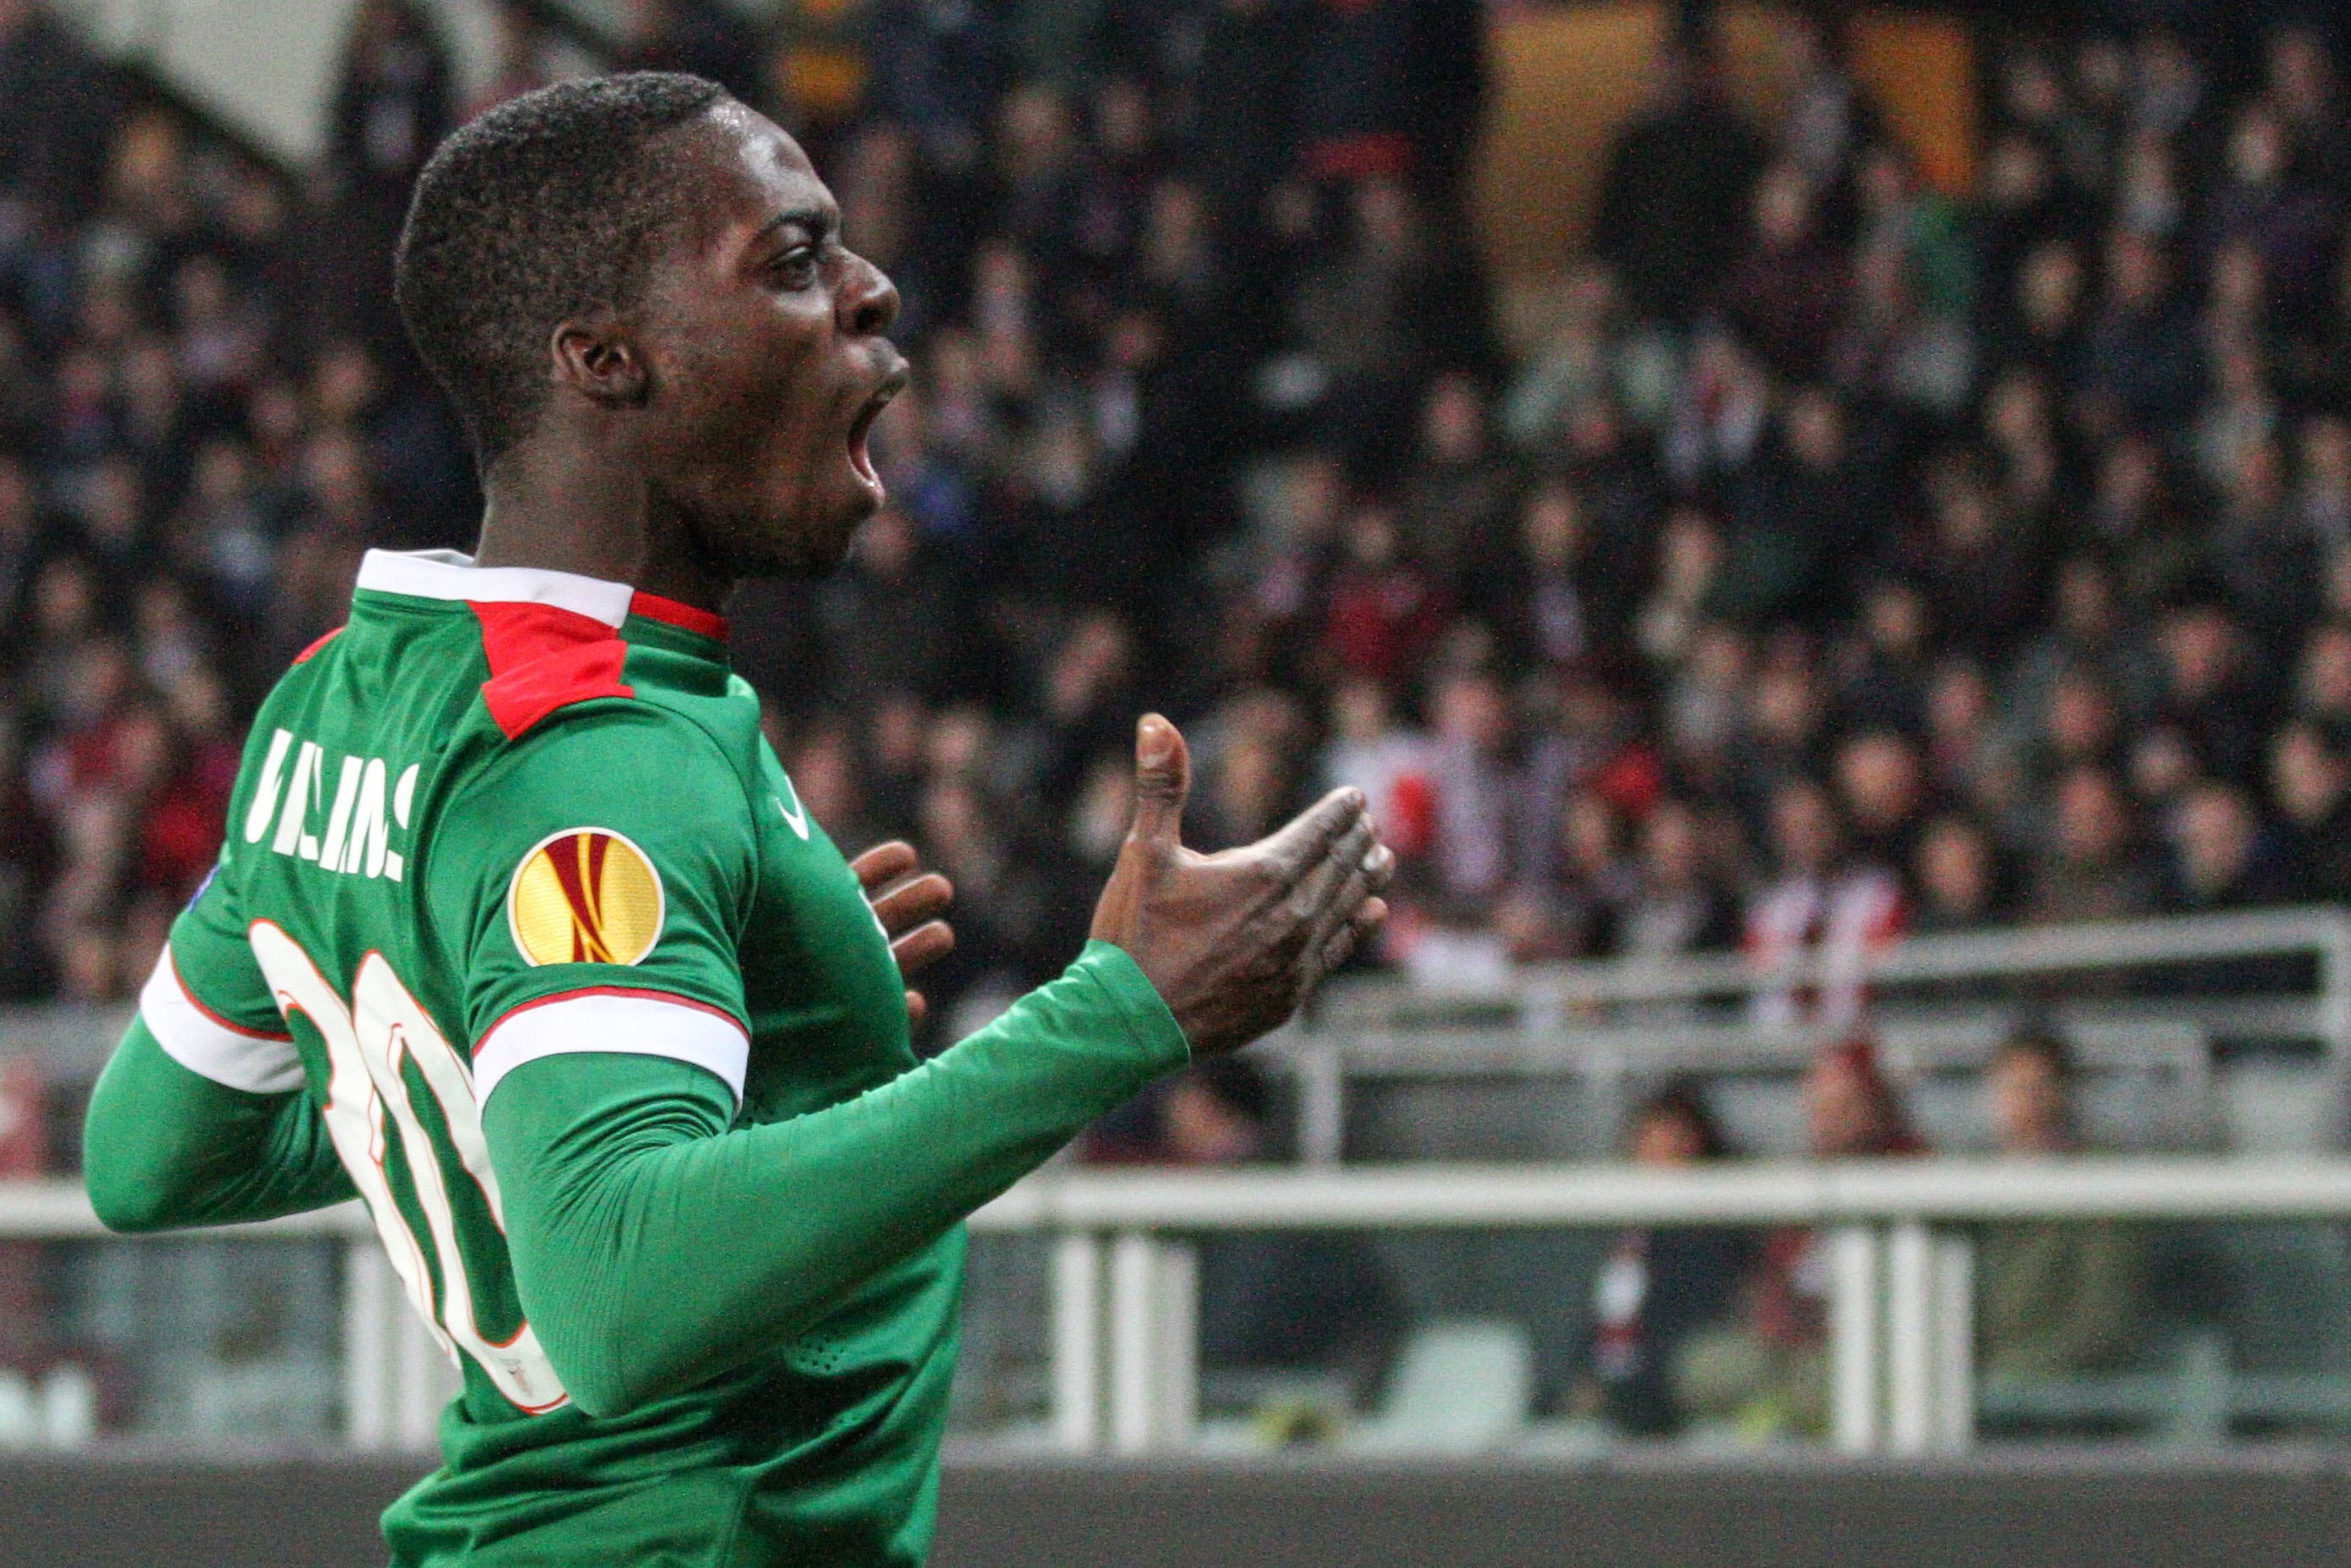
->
[247,921,570,1414]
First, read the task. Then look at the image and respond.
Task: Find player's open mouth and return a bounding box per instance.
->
[847,373,906,495]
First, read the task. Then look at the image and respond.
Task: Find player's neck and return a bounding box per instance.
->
[472,436,730,613]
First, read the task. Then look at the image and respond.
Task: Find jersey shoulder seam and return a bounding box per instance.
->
[629,685,768,933]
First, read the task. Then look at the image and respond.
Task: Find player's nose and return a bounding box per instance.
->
[838,250,900,339]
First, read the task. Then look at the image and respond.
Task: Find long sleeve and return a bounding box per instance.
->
[483,940,1187,1419]
[84,1015,355,1232]
[1979,1219,2149,1381]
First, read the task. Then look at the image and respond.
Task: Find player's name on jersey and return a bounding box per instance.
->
[241,728,422,882]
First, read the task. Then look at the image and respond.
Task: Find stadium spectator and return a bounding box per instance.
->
[320,0,456,357]
[1677,1039,1926,1440]
[0,0,118,206]
[0,1058,50,1377]
[1610,798,1740,966]
[2272,718,2351,901]
[1183,1060,1400,1400]
[2030,766,2157,927]
[1744,777,1905,1035]
[2163,780,2293,914]
[1591,39,1763,324]
[1084,1058,1401,1412]
[1911,812,2012,936]
[1582,1078,1756,1437]
[1977,1026,2149,1401]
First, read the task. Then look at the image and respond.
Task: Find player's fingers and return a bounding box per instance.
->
[1293,812,1376,916]
[1258,786,1366,878]
[1313,895,1389,983]
[890,917,955,977]
[905,989,928,1028]
[870,871,955,937]
[851,841,920,895]
[1300,821,1381,955]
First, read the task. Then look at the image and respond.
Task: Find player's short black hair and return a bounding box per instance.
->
[394,72,730,465]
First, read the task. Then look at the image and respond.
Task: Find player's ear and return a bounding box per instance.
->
[549,316,650,410]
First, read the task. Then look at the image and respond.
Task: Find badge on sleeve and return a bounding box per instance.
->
[508,828,665,966]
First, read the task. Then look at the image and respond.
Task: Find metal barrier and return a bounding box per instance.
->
[1269,905,2351,1161]
[8,1158,2351,1457]
[0,1185,449,1452]
[5,911,2351,1452]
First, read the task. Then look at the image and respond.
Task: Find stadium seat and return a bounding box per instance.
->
[1346,1319,1533,1453]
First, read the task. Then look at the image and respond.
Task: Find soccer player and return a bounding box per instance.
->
[80,74,1391,1565]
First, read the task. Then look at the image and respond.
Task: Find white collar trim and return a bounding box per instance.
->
[355,548,635,628]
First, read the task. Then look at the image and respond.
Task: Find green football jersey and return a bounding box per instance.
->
[123,548,1186,1565]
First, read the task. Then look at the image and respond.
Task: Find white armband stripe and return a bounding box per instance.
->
[471,989,750,1108]
[139,947,306,1095]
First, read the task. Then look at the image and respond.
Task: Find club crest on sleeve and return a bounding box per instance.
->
[507,828,665,966]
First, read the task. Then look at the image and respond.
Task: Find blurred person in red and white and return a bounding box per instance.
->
[1744,777,1905,1036]
[1320,676,1434,863]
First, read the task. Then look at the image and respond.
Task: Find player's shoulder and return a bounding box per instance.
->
[420,690,762,912]
[460,680,759,804]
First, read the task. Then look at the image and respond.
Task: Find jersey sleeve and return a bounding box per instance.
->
[98,849,352,1231]
[486,938,1189,1416]
[138,853,306,1096]
[425,706,757,1107]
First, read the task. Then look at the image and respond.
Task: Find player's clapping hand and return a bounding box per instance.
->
[851,841,955,1027]
[1089,714,1393,1057]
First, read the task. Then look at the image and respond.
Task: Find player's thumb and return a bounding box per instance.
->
[1130,713,1190,847]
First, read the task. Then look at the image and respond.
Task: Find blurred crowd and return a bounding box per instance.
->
[8,0,2351,1039]
[0,0,482,1001]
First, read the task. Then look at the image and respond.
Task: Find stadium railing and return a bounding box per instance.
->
[1270,905,2351,1160]
[3,905,2342,1155]
[3,908,2349,1451]
[6,1158,2351,1456]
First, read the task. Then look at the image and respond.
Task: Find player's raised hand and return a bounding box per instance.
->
[1090,713,1392,1057]
[851,841,955,1026]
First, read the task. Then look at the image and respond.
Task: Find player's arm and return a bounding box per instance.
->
[84,1017,353,1231]
[84,872,356,1232]
[471,716,1389,1418]
[485,939,1187,1415]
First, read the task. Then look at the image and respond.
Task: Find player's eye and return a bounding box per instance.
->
[769,246,820,290]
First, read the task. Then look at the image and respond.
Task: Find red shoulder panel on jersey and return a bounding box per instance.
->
[629,591,729,641]
[471,602,636,740]
[293,625,344,663]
